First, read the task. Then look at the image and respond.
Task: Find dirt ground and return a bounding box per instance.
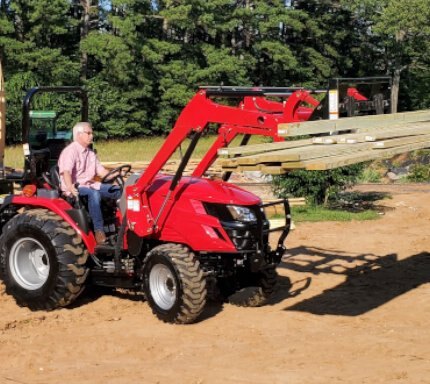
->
[1,183,430,384]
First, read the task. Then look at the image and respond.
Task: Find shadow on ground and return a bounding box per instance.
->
[280,246,430,316]
[329,191,392,212]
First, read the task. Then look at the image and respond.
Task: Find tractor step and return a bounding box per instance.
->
[90,269,136,288]
[94,243,116,256]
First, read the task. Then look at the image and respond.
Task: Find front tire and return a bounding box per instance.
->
[143,243,207,324]
[0,209,89,310]
[228,264,278,307]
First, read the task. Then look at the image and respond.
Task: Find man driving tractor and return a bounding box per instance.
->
[58,122,121,244]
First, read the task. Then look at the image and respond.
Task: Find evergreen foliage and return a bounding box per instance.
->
[0,0,428,141]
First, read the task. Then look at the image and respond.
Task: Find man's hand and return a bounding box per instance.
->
[69,185,79,197]
[63,170,79,196]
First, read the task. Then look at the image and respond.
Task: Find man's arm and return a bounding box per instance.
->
[95,157,109,179]
[63,170,78,196]
[97,167,109,178]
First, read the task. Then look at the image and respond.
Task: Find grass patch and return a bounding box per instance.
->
[5,134,267,170]
[291,205,380,222]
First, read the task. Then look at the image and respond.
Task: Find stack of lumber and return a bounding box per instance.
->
[219,110,430,174]
[102,159,223,176]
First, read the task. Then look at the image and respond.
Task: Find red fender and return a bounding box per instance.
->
[8,195,97,253]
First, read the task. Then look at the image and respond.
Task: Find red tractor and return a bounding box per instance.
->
[0,81,391,324]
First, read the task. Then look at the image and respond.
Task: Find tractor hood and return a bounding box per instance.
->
[148,175,261,206]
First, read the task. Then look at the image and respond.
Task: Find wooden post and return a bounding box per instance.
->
[0,60,5,177]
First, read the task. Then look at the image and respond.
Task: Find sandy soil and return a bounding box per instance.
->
[1,184,430,384]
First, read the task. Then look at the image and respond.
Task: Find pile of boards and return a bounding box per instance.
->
[102,159,223,176]
[219,110,430,174]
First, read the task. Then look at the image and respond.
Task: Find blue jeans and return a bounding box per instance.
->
[78,184,121,232]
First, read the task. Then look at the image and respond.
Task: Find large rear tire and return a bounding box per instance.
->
[0,209,89,310]
[228,264,278,307]
[143,243,207,324]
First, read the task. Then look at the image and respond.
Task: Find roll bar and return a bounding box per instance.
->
[22,86,88,143]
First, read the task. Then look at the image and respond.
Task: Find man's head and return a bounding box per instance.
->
[73,122,93,147]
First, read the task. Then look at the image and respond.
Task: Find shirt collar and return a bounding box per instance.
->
[74,141,90,153]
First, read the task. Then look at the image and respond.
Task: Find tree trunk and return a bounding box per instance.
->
[391,68,401,114]
[79,0,93,82]
[0,59,6,176]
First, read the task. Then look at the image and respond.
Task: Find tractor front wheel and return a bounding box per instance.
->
[143,243,207,324]
[228,264,278,307]
[0,209,89,310]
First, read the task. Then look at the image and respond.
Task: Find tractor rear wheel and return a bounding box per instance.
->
[228,264,278,307]
[0,209,89,310]
[143,243,207,324]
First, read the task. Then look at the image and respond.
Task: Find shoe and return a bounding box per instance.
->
[95,230,107,244]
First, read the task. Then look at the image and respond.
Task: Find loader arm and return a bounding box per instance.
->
[126,88,314,236]
[192,89,321,178]
[131,89,284,194]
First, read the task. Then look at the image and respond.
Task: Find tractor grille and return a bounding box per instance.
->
[204,203,269,252]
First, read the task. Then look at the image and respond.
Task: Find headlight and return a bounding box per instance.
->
[227,205,257,222]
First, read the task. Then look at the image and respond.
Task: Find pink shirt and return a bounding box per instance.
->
[58,141,105,192]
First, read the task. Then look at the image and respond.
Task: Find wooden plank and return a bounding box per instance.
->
[364,123,430,141]
[220,121,430,162]
[282,140,430,171]
[277,110,430,137]
[236,165,264,172]
[259,165,287,175]
[372,134,430,149]
[233,142,375,165]
[334,122,430,144]
[276,161,305,170]
[263,197,306,206]
[217,137,313,158]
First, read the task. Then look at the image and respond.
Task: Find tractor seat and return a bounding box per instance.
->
[38,165,61,199]
[44,165,61,192]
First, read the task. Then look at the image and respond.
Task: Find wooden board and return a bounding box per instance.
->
[219,112,430,175]
[219,120,430,167]
[228,142,376,165]
[278,110,430,137]
[372,134,430,149]
[217,138,313,158]
[281,140,430,171]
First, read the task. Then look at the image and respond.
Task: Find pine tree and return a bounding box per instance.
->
[80,0,154,137]
[342,0,430,112]
[0,0,79,141]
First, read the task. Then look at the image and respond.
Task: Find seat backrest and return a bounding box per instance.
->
[49,165,61,191]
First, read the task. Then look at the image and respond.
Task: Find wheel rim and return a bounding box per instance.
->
[9,237,50,290]
[149,263,177,311]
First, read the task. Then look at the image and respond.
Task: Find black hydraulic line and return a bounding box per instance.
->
[153,130,203,229]
[114,213,127,274]
[170,130,202,191]
[329,77,392,87]
[201,86,326,98]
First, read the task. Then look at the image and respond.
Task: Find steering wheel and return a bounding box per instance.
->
[101,164,132,191]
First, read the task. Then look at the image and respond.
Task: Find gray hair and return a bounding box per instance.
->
[73,122,92,141]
